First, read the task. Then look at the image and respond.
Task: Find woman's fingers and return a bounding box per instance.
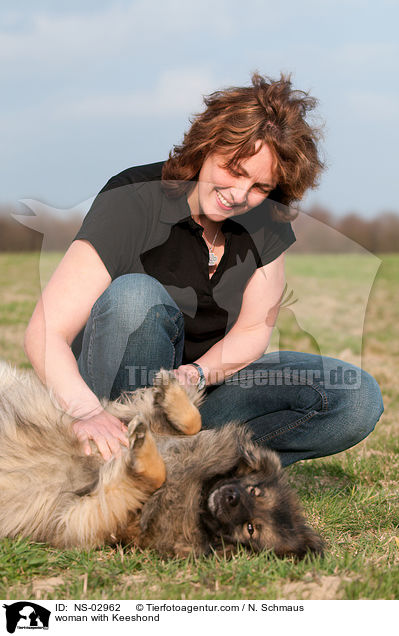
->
[72,411,129,461]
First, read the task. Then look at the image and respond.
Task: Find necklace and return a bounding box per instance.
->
[207,228,219,266]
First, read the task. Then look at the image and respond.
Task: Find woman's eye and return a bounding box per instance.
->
[248,486,260,496]
[254,185,271,195]
[228,168,243,177]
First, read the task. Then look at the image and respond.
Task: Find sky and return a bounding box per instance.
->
[1,0,398,218]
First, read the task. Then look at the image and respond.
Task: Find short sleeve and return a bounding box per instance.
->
[259,218,296,266]
[74,184,149,279]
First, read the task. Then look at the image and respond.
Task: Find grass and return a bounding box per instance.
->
[0,252,398,600]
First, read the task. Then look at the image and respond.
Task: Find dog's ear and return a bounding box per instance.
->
[275,523,324,560]
[297,527,324,558]
[235,443,281,477]
[270,494,324,560]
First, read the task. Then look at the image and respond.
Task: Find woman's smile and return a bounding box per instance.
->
[215,189,234,210]
[188,142,276,223]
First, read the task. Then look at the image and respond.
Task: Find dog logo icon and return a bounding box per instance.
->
[3,602,50,633]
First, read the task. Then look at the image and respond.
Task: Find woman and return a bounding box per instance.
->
[24,73,383,463]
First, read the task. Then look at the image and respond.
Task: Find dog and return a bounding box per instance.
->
[137,423,323,558]
[0,362,323,558]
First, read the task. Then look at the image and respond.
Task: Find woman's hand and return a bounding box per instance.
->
[173,365,201,387]
[72,410,129,461]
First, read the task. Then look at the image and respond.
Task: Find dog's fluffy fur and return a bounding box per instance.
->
[0,362,323,558]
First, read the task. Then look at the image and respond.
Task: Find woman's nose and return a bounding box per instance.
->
[230,185,249,205]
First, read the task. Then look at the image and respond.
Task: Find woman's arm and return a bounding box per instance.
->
[24,239,128,460]
[175,252,286,386]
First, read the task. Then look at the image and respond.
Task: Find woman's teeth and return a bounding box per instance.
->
[216,190,232,209]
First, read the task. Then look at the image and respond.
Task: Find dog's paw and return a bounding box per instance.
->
[153,369,202,435]
[127,415,148,451]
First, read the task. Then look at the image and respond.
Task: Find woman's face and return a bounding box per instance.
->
[188,141,277,222]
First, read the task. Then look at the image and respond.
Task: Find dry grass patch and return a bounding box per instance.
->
[281,574,353,600]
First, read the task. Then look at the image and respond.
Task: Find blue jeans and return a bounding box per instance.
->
[77,274,384,467]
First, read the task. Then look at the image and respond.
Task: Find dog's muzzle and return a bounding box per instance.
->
[207,484,243,518]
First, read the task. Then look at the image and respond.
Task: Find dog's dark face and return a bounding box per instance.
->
[201,447,323,559]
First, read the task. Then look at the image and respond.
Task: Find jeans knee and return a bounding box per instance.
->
[354,369,384,437]
[92,274,181,332]
[104,273,174,308]
[333,369,384,449]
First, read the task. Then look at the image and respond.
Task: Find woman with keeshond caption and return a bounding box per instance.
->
[25,73,383,463]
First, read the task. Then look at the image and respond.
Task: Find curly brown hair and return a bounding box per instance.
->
[162,72,324,221]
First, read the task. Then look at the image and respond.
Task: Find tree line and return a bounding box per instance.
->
[0,204,398,253]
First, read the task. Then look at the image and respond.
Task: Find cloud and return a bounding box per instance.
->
[55,68,216,120]
[0,1,236,69]
[0,66,216,131]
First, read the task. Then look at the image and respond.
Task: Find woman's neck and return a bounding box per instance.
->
[187,186,223,237]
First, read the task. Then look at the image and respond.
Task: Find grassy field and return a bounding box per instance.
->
[0,252,398,600]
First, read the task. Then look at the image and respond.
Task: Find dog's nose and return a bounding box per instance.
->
[224,486,240,507]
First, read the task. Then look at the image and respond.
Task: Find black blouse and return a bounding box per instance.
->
[74,161,296,363]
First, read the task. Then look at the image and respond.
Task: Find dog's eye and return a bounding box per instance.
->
[247,522,255,536]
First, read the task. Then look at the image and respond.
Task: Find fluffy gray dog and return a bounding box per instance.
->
[0,362,323,558]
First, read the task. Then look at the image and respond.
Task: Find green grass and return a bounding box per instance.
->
[0,252,398,600]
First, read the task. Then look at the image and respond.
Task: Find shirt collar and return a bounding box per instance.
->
[160,191,233,237]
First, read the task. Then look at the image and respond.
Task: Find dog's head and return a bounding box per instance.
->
[201,445,323,559]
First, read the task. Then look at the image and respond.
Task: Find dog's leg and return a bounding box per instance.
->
[106,372,202,436]
[56,417,165,548]
[152,369,202,435]
[125,415,166,486]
